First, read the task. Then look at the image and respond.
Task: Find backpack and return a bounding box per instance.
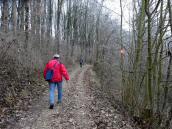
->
[45,62,57,81]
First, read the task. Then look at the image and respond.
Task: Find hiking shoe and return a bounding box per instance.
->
[49,104,54,109]
[57,101,62,104]
[57,102,63,112]
[57,101,63,107]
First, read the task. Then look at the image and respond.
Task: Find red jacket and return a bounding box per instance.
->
[43,59,70,82]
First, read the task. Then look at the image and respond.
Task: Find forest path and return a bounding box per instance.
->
[12,65,137,129]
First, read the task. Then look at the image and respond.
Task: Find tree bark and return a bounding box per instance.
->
[1,0,8,32]
[12,0,17,33]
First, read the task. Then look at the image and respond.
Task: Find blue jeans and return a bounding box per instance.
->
[49,82,63,105]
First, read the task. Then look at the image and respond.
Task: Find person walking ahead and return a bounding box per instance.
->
[80,58,83,68]
[44,54,70,109]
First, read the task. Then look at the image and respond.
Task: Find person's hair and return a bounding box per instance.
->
[54,57,59,59]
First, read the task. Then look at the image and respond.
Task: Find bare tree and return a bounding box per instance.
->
[1,0,8,32]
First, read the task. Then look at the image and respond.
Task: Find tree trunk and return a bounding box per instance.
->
[47,0,53,37]
[168,0,172,34]
[56,0,64,53]
[12,0,17,33]
[1,0,8,32]
[66,0,72,58]
[25,0,29,47]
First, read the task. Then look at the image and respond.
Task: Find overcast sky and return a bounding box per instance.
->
[103,0,132,30]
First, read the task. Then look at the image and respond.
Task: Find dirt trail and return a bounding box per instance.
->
[11,65,138,129]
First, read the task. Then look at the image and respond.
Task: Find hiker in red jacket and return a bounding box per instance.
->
[44,54,70,109]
